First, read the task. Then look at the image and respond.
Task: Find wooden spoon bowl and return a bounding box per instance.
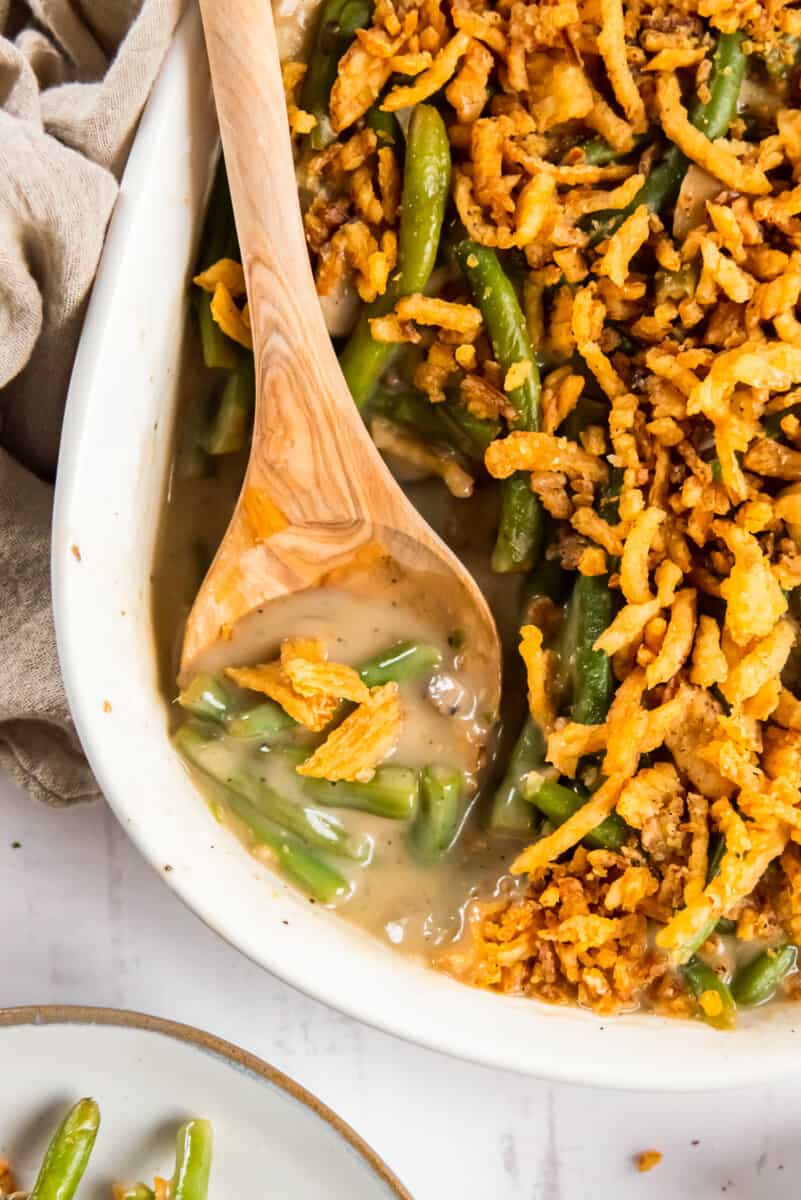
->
[182,0,501,722]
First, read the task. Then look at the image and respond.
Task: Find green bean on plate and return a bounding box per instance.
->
[1,1102,213,1200]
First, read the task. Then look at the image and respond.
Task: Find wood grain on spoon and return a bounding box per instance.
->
[183,0,500,716]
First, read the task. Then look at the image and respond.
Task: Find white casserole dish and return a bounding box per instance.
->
[53,5,801,1089]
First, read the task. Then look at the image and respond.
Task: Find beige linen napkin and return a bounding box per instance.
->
[0,0,183,803]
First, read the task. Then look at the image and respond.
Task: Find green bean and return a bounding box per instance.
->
[224,701,296,740]
[173,724,369,861]
[451,235,543,572]
[763,401,801,439]
[197,293,239,370]
[444,402,501,453]
[560,574,614,725]
[520,556,567,617]
[358,640,442,687]
[300,0,372,149]
[340,104,451,408]
[229,792,350,902]
[366,104,403,151]
[690,32,747,140]
[731,944,798,1007]
[206,354,254,455]
[654,261,700,306]
[490,476,543,575]
[29,1099,100,1200]
[490,557,566,834]
[303,765,419,819]
[411,765,465,861]
[682,957,736,1030]
[195,158,240,370]
[570,132,650,167]
[372,390,499,460]
[522,776,629,851]
[196,158,236,270]
[588,32,746,244]
[171,1119,213,1200]
[178,674,239,722]
[115,1186,155,1200]
[673,834,731,961]
[488,716,545,835]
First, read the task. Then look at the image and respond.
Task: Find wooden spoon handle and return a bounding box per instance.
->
[199,0,388,527]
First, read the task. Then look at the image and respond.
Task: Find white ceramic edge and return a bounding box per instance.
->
[0,1005,411,1199]
[51,5,801,1092]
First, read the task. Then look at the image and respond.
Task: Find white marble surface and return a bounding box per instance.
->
[5,768,801,1198]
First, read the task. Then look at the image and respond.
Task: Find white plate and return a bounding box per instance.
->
[52,6,801,1090]
[0,1007,408,1198]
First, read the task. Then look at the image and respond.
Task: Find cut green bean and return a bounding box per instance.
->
[303,765,419,819]
[571,132,649,166]
[171,1119,213,1200]
[411,765,465,862]
[488,716,544,835]
[654,261,700,306]
[450,234,543,572]
[560,574,614,725]
[671,834,731,962]
[196,157,236,270]
[340,104,451,408]
[372,390,499,460]
[197,293,239,370]
[194,158,240,370]
[301,0,372,149]
[115,1186,155,1200]
[588,32,746,244]
[522,776,629,851]
[178,674,239,722]
[29,1099,100,1200]
[230,792,350,902]
[173,724,369,861]
[224,700,296,740]
[358,640,442,687]
[682,957,736,1030]
[763,401,801,439]
[731,944,797,1007]
[366,103,403,150]
[206,354,254,454]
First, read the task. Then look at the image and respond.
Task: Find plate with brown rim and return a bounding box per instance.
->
[0,1006,410,1199]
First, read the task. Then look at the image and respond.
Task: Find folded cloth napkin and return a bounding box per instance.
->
[0,0,183,804]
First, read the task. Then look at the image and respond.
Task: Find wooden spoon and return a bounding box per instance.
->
[183,0,500,720]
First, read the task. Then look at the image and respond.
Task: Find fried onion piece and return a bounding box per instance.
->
[193,258,246,298]
[546,721,608,777]
[598,0,647,133]
[716,521,789,646]
[656,74,770,195]
[620,507,666,603]
[296,682,402,782]
[395,294,483,338]
[282,656,370,705]
[225,662,338,732]
[690,614,729,688]
[656,806,789,963]
[720,619,797,707]
[511,774,626,876]
[520,624,555,732]
[485,431,608,483]
[210,282,253,350]
[382,31,470,111]
[644,588,697,689]
[597,204,650,288]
